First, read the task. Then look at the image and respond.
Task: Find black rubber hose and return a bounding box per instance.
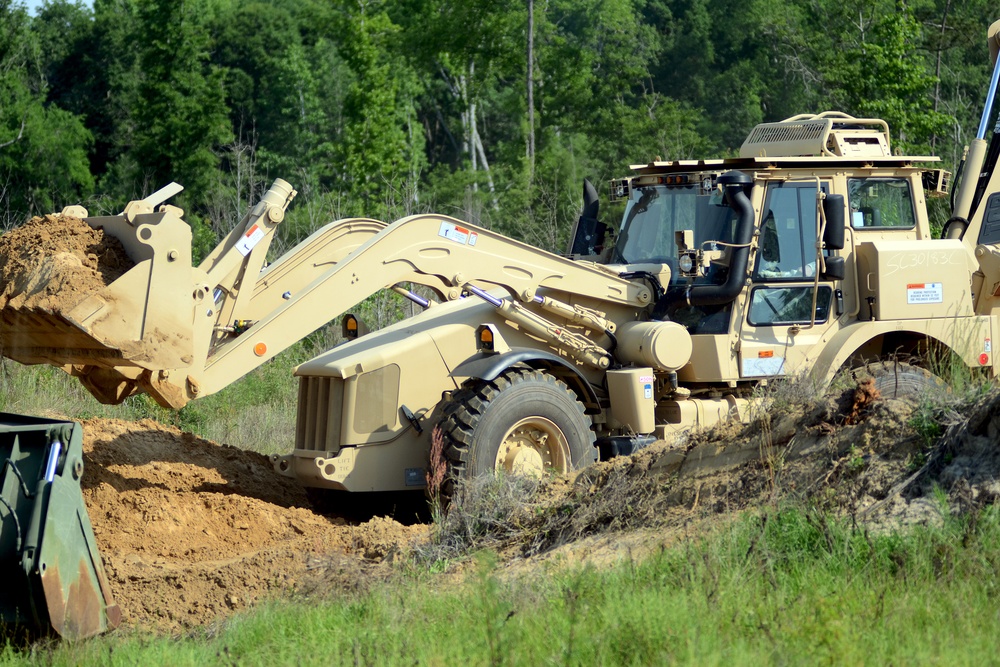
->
[950,157,965,214]
[652,181,755,319]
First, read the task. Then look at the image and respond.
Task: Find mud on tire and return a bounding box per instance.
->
[438,367,597,481]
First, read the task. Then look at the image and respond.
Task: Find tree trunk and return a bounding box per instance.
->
[931,0,952,151]
[526,0,535,188]
[469,61,478,192]
[474,127,499,210]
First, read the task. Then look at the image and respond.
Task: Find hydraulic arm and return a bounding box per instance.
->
[0,181,651,408]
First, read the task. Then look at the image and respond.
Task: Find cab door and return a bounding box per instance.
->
[739,180,839,378]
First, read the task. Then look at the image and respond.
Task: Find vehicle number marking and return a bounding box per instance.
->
[884,250,964,277]
[906,282,943,304]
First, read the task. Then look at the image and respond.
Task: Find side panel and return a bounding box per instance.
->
[856,240,977,320]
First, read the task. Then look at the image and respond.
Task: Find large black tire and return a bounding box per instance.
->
[853,361,947,399]
[439,368,597,479]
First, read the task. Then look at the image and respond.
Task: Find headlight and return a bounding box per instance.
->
[678,253,695,274]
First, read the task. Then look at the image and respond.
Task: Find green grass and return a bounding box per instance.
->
[0,340,312,456]
[5,504,1000,666]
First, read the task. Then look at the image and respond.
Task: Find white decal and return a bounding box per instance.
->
[236,224,266,256]
[986,338,992,353]
[742,356,786,377]
[438,221,470,245]
[906,282,943,305]
[469,232,479,246]
[643,384,653,400]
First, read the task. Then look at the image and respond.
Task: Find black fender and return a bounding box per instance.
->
[451,349,601,413]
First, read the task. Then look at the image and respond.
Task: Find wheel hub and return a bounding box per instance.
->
[496,417,569,476]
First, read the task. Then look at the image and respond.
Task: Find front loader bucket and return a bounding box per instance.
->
[0,205,196,374]
[0,179,297,409]
[0,414,119,640]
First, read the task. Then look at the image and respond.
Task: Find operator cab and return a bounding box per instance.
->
[610,175,740,333]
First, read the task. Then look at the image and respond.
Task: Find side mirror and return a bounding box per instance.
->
[822,256,846,281]
[823,194,845,250]
[569,179,608,255]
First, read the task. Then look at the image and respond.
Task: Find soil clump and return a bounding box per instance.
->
[0,214,133,312]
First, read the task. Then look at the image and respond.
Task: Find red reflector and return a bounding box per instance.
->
[980,353,989,366]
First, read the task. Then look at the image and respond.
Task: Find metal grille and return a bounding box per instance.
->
[295,376,343,453]
[740,119,830,158]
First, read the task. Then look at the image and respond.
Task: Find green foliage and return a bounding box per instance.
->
[825,1,950,153]
[335,0,422,218]
[132,0,232,199]
[0,1,92,224]
[0,0,992,245]
[8,505,1000,664]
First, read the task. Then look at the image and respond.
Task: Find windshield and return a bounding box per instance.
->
[613,183,738,284]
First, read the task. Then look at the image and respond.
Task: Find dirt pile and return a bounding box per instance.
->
[80,418,426,632]
[0,214,133,312]
[915,390,1000,508]
[450,384,996,571]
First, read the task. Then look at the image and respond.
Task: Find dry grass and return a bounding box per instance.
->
[420,474,543,562]
[425,426,448,520]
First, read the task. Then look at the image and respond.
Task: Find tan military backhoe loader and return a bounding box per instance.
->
[5,15,1000,641]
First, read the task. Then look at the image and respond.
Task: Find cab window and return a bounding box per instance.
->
[748,286,833,326]
[848,178,915,228]
[754,182,821,281]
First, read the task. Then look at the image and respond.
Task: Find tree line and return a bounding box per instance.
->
[0,0,995,256]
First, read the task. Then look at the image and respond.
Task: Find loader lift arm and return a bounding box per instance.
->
[192,212,653,403]
[0,180,652,409]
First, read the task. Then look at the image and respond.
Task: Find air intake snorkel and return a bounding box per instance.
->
[652,170,754,319]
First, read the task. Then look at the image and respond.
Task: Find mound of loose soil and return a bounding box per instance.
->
[80,418,426,632]
[488,385,1000,572]
[0,214,133,312]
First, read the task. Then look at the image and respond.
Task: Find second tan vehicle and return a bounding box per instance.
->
[5,23,1000,505]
